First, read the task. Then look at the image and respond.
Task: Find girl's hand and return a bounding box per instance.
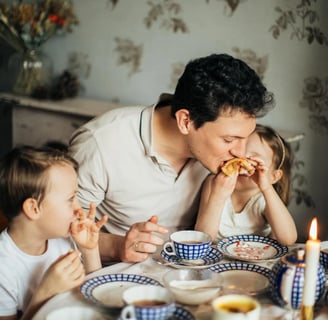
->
[248,157,272,191]
[70,203,108,250]
[211,171,239,200]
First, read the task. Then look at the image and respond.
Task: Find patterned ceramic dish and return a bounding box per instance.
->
[320,249,328,270]
[209,262,272,295]
[160,246,223,269]
[217,235,288,262]
[80,274,161,308]
[163,268,222,305]
[118,305,195,320]
[162,305,194,320]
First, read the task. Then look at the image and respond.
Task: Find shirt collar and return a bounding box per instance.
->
[139,93,173,157]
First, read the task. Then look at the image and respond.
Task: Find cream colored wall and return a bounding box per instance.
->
[42,0,328,241]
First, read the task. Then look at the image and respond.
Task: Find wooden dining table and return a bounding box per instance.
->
[32,243,328,320]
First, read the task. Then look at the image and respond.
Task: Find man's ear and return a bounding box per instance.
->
[22,198,40,221]
[272,169,283,184]
[175,109,192,134]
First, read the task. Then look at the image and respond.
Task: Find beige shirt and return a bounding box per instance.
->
[69,95,209,235]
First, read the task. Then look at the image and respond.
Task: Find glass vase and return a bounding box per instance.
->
[8,49,53,96]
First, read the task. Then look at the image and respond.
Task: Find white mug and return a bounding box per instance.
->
[212,294,260,320]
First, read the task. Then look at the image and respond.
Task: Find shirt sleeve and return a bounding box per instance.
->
[0,273,18,316]
[69,127,109,210]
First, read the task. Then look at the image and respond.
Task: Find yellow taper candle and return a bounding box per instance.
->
[301,217,320,320]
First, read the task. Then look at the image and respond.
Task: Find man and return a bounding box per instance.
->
[69,53,274,263]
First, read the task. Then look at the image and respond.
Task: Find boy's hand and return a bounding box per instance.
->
[38,250,85,298]
[21,251,85,320]
[71,202,108,249]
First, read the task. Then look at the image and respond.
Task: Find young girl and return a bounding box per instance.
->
[0,146,107,320]
[195,124,297,246]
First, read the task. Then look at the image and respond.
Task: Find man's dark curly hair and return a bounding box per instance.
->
[172,53,274,129]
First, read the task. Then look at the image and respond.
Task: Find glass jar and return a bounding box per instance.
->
[8,49,53,96]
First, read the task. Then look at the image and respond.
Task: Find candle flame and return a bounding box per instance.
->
[309,218,318,240]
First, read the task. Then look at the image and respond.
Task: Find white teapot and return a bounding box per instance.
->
[270,248,326,309]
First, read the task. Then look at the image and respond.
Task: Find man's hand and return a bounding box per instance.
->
[119,215,168,263]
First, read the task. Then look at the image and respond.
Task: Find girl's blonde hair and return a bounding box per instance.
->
[255,124,293,205]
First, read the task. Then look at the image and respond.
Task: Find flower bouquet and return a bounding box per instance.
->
[0,0,78,95]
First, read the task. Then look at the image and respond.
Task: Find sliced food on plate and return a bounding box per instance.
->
[217,235,288,262]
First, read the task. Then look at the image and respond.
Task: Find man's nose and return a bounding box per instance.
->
[230,140,247,158]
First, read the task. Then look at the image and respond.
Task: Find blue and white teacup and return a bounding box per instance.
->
[120,285,175,320]
[163,230,211,260]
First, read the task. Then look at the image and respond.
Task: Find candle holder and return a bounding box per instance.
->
[270,248,326,310]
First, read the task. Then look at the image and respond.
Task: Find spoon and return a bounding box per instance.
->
[152,254,204,267]
[152,254,179,266]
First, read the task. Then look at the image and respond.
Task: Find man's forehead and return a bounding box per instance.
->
[213,111,256,132]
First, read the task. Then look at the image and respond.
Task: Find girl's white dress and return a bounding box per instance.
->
[216,193,271,241]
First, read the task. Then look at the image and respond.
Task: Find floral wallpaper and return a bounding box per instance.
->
[300,77,328,135]
[1,0,327,240]
[270,0,328,46]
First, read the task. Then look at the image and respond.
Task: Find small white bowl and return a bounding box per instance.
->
[163,268,222,305]
[46,306,104,320]
[260,304,288,320]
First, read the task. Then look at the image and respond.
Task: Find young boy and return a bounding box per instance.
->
[0,146,107,320]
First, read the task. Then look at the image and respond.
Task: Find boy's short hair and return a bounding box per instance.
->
[0,146,78,222]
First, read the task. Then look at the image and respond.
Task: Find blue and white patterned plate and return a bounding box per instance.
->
[80,274,161,307]
[160,247,223,269]
[168,305,195,320]
[217,235,288,262]
[210,262,272,295]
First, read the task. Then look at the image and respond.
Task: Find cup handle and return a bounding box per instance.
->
[163,241,176,256]
[120,305,136,320]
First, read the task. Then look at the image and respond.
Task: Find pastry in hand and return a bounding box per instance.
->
[221,158,255,176]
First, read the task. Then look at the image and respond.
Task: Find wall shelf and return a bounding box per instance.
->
[0,93,121,155]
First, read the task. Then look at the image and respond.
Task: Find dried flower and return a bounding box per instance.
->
[0,0,78,52]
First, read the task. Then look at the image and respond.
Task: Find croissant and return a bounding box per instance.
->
[221,158,255,176]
